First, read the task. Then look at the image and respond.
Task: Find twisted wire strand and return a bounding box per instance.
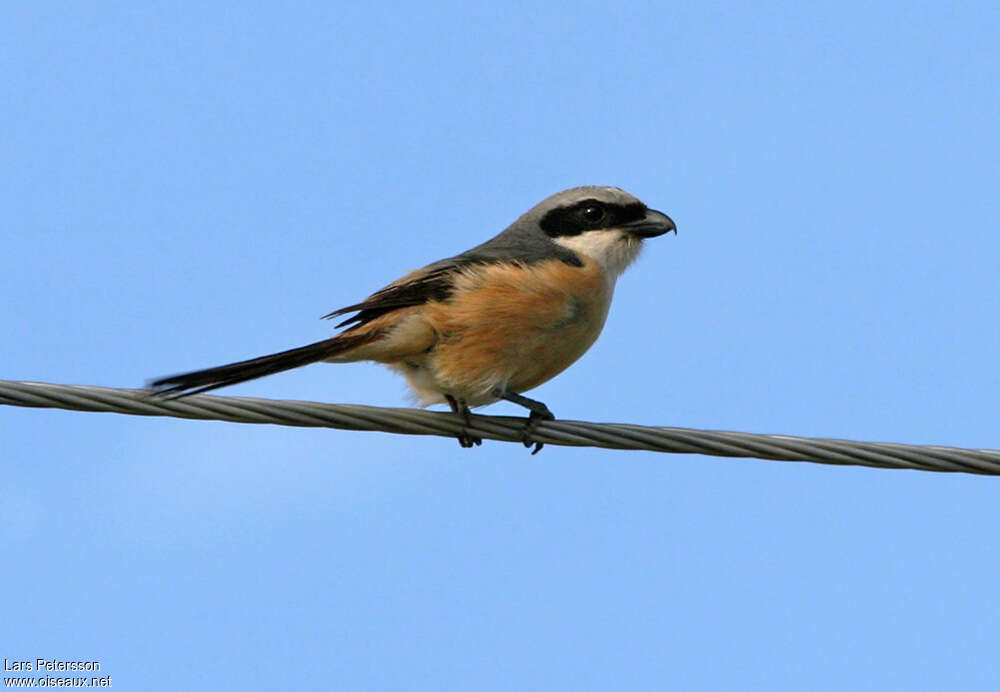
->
[2,379,998,475]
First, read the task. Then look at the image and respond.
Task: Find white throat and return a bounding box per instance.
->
[553,230,643,281]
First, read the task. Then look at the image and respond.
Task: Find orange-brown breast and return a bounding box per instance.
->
[422,258,612,403]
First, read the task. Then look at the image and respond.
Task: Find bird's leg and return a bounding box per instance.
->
[491,389,555,455]
[445,395,482,449]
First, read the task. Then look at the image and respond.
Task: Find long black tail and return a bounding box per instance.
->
[148,332,375,397]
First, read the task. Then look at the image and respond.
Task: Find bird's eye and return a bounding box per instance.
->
[580,203,607,226]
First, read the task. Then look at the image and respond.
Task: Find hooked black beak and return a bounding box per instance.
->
[624,208,676,238]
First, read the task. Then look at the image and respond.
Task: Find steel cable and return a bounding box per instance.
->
[2,380,998,475]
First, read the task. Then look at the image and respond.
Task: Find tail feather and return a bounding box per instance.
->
[149,332,377,397]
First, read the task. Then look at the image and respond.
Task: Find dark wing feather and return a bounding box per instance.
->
[322,260,475,329]
[323,224,581,331]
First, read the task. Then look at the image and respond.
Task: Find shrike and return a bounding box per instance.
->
[151,186,676,452]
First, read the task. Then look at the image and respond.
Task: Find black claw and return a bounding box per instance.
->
[480,389,558,453]
[446,395,482,450]
[457,432,482,448]
[489,388,556,454]
[520,408,555,455]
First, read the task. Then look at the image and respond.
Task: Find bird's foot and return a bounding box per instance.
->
[489,389,555,454]
[521,406,555,455]
[456,431,483,449]
[446,395,482,449]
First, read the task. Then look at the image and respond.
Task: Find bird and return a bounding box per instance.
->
[149,186,676,452]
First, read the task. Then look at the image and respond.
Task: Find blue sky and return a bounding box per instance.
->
[3,1,999,689]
